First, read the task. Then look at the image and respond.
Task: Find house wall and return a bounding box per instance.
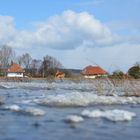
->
[84,75,96,79]
[7,73,24,78]
[84,74,108,79]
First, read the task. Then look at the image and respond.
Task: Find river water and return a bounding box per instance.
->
[0,80,140,140]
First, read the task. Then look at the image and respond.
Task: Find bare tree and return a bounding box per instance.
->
[30,59,42,77]
[30,59,42,69]
[19,53,32,69]
[41,55,62,77]
[17,55,23,66]
[0,45,15,68]
[43,55,62,69]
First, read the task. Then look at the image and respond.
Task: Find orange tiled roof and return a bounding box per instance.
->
[82,65,107,75]
[7,63,25,73]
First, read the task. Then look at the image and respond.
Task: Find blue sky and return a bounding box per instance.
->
[1,0,140,27]
[1,1,139,21]
[0,0,140,72]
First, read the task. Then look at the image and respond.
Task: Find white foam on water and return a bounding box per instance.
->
[4,105,45,116]
[16,100,32,104]
[0,80,110,93]
[38,91,140,107]
[0,81,94,90]
[0,84,15,89]
[1,81,140,107]
[81,109,136,122]
[81,110,103,118]
[65,115,84,123]
[1,80,140,97]
[4,105,21,111]
[24,107,45,116]
[103,110,136,121]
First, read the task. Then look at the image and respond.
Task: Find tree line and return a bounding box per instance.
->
[110,63,140,79]
[1,45,140,79]
[0,45,62,77]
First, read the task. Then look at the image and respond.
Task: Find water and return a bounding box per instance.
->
[0,80,140,140]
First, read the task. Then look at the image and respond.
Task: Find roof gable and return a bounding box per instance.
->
[82,65,107,75]
[7,63,25,73]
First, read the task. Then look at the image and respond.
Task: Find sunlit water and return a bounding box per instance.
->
[0,80,140,140]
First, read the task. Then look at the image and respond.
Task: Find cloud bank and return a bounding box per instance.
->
[0,10,119,50]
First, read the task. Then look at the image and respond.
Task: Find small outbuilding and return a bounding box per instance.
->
[55,70,65,79]
[7,63,25,78]
[82,65,108,78]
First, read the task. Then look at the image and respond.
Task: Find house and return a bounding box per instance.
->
[55,70,65,79]
[7,63,25,78]
[82,65,108,78]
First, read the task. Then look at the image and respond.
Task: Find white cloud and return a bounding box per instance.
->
[0,16,16,45]
[0,10,119,50]
[36,10,118,49]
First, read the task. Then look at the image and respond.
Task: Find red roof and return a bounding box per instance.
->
[82,66,107,75]
[7,63,25,73]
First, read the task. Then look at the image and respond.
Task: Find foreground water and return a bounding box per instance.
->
[0,80,140,140]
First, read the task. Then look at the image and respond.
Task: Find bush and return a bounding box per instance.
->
[112,70,125,79]
[128,65,140,79]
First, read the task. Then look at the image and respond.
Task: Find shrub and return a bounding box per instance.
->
[128,65,140,79]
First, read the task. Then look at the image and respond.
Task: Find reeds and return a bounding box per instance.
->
[92,77,140,97]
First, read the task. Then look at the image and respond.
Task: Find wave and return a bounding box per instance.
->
[0,80,140,96]
[64,109,136,123]
[0,84,15,89]
[65,115,84,123]
[4,105,45,116]
[0,81,94,90]
[36,91,140,107]
[81,109,136,122]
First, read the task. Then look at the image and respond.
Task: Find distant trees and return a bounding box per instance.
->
[40,55,62,77]
[128,63,140,79]
[30,59,42,77]
[30,59,42,70]
[0,45,63,78]
[18,53,32,69]
[1,44,140,79]
[0,45,15,68]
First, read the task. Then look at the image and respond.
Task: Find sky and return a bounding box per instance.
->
[0,0,140,72]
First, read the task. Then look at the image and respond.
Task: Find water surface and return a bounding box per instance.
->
[0,80,140,140]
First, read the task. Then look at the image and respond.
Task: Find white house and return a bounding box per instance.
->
[82,65,108,79]
[7,63,25,78]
